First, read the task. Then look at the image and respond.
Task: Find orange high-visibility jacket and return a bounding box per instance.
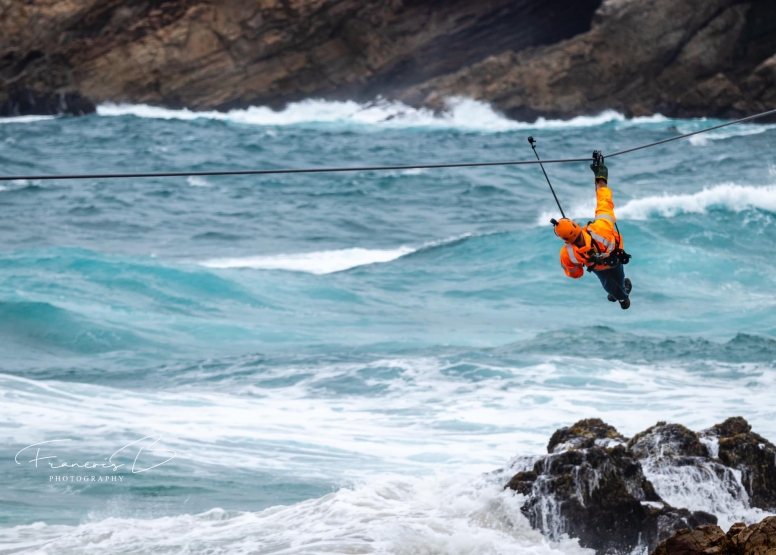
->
[559,186,623,278]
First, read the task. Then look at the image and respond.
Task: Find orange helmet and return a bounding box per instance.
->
[554,218,582,242]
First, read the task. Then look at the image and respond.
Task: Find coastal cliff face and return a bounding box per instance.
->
[409,0,776,120]
[1,0,775,118]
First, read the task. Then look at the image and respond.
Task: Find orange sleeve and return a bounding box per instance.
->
[591,186,616,233]
[560,246,584,279]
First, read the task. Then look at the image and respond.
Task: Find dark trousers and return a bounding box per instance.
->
[593,264,629,302]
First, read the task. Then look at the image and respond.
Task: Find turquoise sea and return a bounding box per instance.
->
[1,99,775,554]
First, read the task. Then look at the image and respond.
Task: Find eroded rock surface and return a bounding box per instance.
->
[506,418,776,555]
[1,0,775,118]
[0,0,601,116]
[407,0,776,120]
[710,417,776,510]
[652,517,776,555]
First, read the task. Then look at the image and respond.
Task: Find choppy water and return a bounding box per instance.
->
[1,98,775,554]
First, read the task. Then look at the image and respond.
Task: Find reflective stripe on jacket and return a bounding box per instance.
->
[559,186,623,278]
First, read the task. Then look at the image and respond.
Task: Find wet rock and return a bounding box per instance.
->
[652,517,776,555]
[547,418,627,454]
[652,523,729,555]
[506,417,776,555]
[708,418,776,510]
[507,420,716,555]
[629,421,753,528]
[0,89,95,117]
[733,517,776,555]
[629,422,709,460]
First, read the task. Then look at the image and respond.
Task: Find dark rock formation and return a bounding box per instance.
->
[506,418,776,555]
[547,417,626,453]
[1,0,775,118]
[508,419,716,555]
[0,0,601,117]
[408,0,776,120]
[652,517,776,555]
[709,418,776,510]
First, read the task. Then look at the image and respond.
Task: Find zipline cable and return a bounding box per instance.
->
[0,158,591,182]
[605,106,776,158]
[0,107,774,182]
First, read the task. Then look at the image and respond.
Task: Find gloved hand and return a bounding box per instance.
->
[590,162,608,182]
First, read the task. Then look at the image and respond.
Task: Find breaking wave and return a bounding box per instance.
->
[97,99,665,132]
[687,125,770,146]
[0,115,56,124]
[0,474,591,555]
[199,235,471,274]
[201,246,416,274]
[618,184,776,220]
[538,184,776,223]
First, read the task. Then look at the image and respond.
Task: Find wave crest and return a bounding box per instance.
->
[619,184,776,220]
[97,99,663,132]
[0,474,591,555]
[199,234,471,274]
[539,184,776,223]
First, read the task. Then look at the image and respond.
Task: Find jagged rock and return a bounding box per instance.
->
[0,89,94,117]
[406,0,776,120]
[0,0,601,116]
[506,417,776,555]
[652,517,776,555]
[734,517,776,555]
[547,418,627,454]
[629,422,709,460]
[652,523,730,555]
[1,0,775,118]
[708,418,776,510]
[507,420,716,555]
[629,421,753,528]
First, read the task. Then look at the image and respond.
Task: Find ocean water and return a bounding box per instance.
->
[1,97,775,554]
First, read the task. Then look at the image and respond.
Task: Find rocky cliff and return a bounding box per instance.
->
[504,417,776,555]
[1,0,775,119]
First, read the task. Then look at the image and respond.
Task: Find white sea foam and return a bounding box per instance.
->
[0,474,591,555]
[1,353,775,552]
[641,458,770,530]
[0,178,42,193]
[97,99,663,132]
[201,246,415,274]
[199,235,467,274]
[2,346,776,552]
[538,184,776,224]
[0,115,56,124]
[186,176,212,188]
[2,354,774,484]
[619,184,776,220]
[688,125,769,146]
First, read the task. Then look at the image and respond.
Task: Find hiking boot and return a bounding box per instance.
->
[607,294,617,302]
[625,278,632,295]
[620,298,631,310]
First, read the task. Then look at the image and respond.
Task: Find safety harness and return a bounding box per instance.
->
[582,220,632,272]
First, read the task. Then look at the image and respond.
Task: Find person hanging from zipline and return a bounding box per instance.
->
[552,154,632,309]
